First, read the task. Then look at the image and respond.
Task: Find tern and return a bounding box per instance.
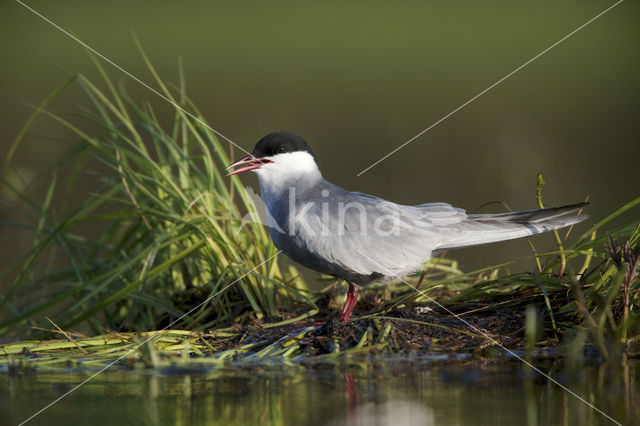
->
[227,131,589,323]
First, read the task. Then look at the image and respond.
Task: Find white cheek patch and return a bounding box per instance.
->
[255,151,321,187]
[260,151,318,175]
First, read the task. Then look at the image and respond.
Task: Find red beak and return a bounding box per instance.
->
[226,155,273,176]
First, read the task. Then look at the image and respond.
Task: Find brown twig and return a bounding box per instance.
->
[407,269,427,310]
[31,326,89,339]
[46,317,89,354]
[103,327,135,342]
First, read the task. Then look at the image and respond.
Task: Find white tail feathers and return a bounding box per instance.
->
[437,202,589,250]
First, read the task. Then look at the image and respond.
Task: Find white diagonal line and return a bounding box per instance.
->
[18,250,282,425]
[356,250,622,426]
[356,0,623,176]
[15,0,251,156]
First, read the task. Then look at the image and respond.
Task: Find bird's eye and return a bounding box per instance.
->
[277,146,286,154]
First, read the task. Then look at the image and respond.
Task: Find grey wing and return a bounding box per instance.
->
[283,184,588,282]
[294,190,468,279]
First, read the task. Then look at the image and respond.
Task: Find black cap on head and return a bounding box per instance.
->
[252,131,315,159]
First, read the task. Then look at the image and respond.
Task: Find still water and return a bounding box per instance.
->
[1,357,636,425]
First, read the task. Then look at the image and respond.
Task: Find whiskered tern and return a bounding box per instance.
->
[227,131,589,323]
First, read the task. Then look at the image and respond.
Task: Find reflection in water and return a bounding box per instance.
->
[337,399,434,426]
[340,374,434,426]
[344,374,359,424]
[1,358,637,425]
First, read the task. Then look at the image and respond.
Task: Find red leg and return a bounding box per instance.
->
[339,282,359,323]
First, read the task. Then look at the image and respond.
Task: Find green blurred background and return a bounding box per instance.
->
[1,0,638,284]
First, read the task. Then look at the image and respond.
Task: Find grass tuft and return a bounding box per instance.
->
[0,51,316,337]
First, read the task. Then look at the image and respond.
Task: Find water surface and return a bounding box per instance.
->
[1,357,636,425]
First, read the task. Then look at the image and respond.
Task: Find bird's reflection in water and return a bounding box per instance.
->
[336,373,434,426]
